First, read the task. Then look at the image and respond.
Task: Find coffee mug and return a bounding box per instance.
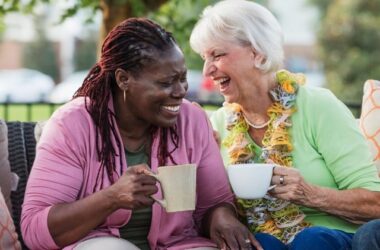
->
[149,164,196,212]
[227,163,275,199]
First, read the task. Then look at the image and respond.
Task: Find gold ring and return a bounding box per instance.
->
[279,176,285,185]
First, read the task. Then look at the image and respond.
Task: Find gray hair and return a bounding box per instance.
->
[190,0,284,73]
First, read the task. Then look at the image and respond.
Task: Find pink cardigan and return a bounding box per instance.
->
[21,97,234,250]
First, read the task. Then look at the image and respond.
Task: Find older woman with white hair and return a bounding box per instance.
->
[190,0,380,249]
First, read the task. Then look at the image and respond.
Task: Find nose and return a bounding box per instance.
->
[203,59,216,78]
[172,81,187,99]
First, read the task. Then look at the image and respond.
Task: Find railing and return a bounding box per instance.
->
[0,102,61,121]
[0,101,362,122]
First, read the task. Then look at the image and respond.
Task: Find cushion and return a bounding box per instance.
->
[0,188,21,249]
[359,80,380,171]
[34,120,47,143]
[0,120,12,212]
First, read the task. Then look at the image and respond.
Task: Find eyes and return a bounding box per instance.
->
[213,53,226,59]
[157,73,187,87]
[202,51,226,62]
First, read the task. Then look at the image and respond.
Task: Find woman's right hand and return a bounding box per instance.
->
[47,164,157,247]
[109,164,158,210]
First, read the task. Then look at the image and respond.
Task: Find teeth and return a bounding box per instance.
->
[163,105,180,112]
[215,77,229,85]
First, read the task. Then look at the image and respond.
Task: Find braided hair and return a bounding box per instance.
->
[74,18,179,190]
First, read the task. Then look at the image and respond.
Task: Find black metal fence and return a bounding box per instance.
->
[0,101,362,122]
[0,102,61,121]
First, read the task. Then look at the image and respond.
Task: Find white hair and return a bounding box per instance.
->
[190,0,284,73]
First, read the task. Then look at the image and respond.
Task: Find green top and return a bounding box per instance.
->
[210,85,380,233]
[119,147,151,250]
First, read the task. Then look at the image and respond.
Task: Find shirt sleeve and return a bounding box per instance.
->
[21,114,86,249]
[192,108,235,228]
[310,89,380,191]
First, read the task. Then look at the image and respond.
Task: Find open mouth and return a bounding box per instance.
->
[214,77,231,93]
[162,105,181,114]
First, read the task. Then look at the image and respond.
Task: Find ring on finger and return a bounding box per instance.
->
[244,238,250,244]
[279,175,285,185]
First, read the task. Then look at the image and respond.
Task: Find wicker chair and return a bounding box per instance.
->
[7,121,36,250]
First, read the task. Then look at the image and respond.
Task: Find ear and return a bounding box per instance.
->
[115,68,131,91]
[251,49,266,68]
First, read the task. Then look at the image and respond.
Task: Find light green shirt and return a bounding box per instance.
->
[210,85,380,233]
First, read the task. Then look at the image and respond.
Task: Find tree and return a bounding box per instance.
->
[313,0,380,102]
[0,0,168,42]
[150,0,217,70]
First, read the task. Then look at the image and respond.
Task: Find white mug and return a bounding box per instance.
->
[227,163,275,199]
[150,164,196,212]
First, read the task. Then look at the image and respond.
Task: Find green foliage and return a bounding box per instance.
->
[0,16,5,40]
[318,0,380,102]
[150,0,217,70]
[0,0,99,22]
[0,0,50,15]
[58,0,100,23]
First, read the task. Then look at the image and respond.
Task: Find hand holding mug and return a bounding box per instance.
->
[270,165,317,206]
[110,164,158,210]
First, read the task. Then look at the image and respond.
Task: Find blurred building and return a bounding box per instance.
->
[0,3,100,82]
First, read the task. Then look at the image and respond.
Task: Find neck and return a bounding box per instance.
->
[240,72,277,123]
[113,91,151,140]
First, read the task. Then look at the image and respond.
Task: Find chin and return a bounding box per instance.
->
[156,118,177,128]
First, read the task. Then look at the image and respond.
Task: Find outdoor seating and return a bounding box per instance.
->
[6,121,36,249]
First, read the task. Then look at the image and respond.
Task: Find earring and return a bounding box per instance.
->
[123,90,126,103]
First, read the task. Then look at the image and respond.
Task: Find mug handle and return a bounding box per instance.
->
[147,172,167,208]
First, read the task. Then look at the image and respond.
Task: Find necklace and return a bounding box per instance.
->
[243,114,271,129]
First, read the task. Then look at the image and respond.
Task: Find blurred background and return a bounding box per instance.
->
[1,0,379,121]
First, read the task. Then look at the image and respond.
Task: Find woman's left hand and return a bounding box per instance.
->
[269,166,318,206]
[207,204,262,250]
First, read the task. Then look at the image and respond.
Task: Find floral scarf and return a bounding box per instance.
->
[223,70,310,243]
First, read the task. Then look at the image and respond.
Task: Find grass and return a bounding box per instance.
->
[0,104,62,122]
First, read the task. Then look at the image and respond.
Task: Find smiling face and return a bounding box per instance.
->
[121,45,188,128]
[202,40,260,104]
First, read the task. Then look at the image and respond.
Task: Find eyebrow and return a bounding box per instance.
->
[203,47,225,58]
[157,71,187,81]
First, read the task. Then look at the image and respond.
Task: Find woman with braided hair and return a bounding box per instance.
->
[190,0,380,249]
[21,18,260,250]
